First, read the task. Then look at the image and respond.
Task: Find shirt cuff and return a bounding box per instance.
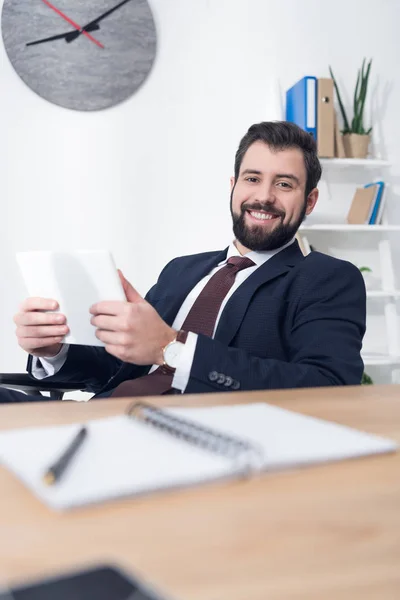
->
[31,345,70,380]
[172,332,198,392]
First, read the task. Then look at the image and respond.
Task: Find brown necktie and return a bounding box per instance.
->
[111,256,255,397]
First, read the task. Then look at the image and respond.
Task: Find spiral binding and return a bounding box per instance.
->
[127,402,264,470]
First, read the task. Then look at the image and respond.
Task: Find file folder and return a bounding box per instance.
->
[286,76,317,138]
[317,78,335,157]
[365,181,385,225]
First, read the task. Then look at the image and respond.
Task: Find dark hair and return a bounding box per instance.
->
[234,121,322,197]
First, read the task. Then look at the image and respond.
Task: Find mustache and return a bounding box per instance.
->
[241,202,285,218]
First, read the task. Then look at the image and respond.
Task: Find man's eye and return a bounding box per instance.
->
[245,177,259,183]
[277,181,292,188]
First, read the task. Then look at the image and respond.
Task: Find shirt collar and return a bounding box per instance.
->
[223,237,296,267]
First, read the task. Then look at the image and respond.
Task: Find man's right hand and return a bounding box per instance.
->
[14,298,69,358]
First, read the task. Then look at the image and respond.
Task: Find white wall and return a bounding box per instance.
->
[1,0,400,372]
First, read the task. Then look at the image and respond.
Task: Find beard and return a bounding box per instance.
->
[230,191,307,252]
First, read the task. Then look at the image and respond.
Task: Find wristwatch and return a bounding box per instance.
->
[162,330,188,373]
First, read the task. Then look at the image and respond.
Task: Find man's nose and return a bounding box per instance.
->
[256,182,276,204]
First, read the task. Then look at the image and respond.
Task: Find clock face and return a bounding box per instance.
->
[1,0,157,111]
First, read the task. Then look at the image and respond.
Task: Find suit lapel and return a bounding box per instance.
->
[157,248,229,326]
[215,241,304,345]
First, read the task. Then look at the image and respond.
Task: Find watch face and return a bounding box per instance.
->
[1,0,157,111]
[164,342,184,370]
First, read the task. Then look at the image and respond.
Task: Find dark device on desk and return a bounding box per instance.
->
[0,564,171,600]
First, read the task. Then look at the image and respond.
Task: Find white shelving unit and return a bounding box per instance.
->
[362,353,400,366]
[366,290,400,298]
[299,159,400,383]
[301,224,400,231]
[319,158,391,168]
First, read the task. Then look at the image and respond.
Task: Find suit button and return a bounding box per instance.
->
[224,376,233,387]
[208,371,219,382]
[217,373,226,385]
[231,380,240,390]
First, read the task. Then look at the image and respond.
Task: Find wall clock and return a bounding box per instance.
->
[1,0,157,111]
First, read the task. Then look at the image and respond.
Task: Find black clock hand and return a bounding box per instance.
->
[26,23,100,47]
[65,0,131,43]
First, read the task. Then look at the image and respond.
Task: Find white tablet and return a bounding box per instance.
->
[16,250,126,346]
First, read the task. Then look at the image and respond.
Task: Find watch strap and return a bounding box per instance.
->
[176,330,188,344]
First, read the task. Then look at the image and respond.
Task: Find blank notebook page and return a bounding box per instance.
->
[0,403,396,510]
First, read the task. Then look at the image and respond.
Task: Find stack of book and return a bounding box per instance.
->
[286,76,344,159]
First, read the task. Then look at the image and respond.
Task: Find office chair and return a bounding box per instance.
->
[0,372,85,401]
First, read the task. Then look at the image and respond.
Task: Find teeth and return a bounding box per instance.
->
[249,211,275,220]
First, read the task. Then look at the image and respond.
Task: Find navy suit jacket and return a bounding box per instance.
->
[29,241,366,395]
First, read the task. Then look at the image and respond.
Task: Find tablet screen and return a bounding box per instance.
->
[16,250,126,346]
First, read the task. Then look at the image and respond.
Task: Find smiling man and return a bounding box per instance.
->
[230,138,318,254]
[5,121,366,403]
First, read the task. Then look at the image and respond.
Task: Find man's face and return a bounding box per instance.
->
[230,141,318,252]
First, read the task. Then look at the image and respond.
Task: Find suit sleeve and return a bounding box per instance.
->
[185,260,366,393]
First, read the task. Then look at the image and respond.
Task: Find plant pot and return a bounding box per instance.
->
[342,133,371,159]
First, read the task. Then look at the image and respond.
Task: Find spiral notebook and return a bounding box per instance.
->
[0,402,396,511]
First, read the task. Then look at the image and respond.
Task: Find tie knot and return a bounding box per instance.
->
[227,256,255,272]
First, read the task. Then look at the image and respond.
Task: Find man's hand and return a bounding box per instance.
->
[14,298,69,358]
[90,270,176,365]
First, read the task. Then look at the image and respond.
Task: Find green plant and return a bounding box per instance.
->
[359,266,372,274]
[361,372,373,385]
[329,58,372,135]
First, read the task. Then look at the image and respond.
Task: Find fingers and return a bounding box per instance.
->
[119,273,130,300]
[19,297,59,312]
[14,310,66,326]
[14,298,66,327]
[118,269,127,288]
[16,325,69,339]
[91,289,144,317]
[90,301,127,316]
[118,270,143,304]
[14,297,69,356]
[19,336,65,351]
[90,314,119,331]
[95,330,129,346]
[104,344,123,359]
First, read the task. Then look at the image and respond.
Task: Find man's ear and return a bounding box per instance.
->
[305,188,319,216]
[230,176,236,192]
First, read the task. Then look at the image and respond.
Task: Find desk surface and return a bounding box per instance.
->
[0,385,399,600]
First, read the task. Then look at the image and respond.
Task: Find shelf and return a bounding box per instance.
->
[300,225,400,232]
[362,353,400,366]
[367,290,400,298]
[319,158,390,167]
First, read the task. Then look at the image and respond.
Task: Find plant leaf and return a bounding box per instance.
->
[357,59,372,134]
[353,69,361,124]
[361,371,374,385]
[329,65,350,132]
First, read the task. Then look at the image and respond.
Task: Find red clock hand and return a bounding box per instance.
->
[40,0,104,49]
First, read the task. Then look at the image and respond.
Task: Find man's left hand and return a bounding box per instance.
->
[90,270,176,365]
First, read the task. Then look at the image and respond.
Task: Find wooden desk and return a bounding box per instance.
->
[0,385,399,599]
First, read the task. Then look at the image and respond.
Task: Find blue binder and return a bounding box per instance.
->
[286,76,317,139]
[364,181,385,225]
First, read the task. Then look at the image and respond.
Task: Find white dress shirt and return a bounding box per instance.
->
[33,239,294,392]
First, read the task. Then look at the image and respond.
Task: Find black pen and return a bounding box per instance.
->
[43,426,87,485]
